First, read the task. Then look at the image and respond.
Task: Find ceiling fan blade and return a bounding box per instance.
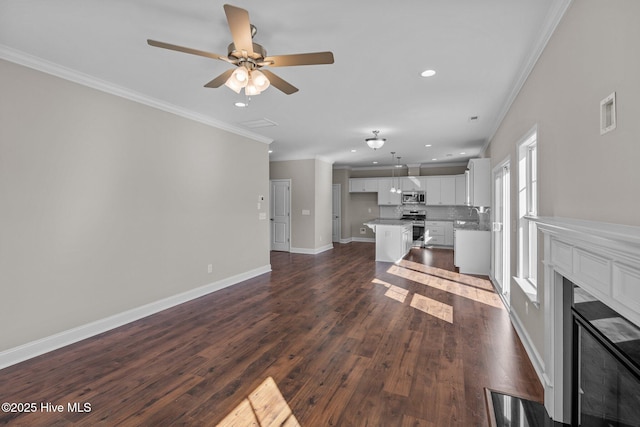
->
[263,52,334,67]
[223,4,254,56]
[261,70,298,95]
[204,69,234,88]
[147,39,228,61]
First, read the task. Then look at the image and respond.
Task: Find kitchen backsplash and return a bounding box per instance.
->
[380,205,480,221]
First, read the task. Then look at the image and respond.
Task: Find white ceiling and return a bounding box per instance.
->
[0,0,566,169]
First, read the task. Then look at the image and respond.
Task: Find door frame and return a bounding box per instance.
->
[270,179,291,252]
[491,157,511,306]
[332,184,342,243]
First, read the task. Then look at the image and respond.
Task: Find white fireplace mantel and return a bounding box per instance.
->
[528,216,640,423]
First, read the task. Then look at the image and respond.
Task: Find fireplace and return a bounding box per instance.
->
[530,217,640,424]
[571,281,640,426]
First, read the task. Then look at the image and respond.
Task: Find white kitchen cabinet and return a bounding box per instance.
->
[424,221,454,247]
[454,229,490,274]
[377,178,401,205]
[455,174,466,205]
[366,222,412,262]
[349,178,378,193]
[400,176,426,191]
[425,176,456,205]
[466,158,491,207]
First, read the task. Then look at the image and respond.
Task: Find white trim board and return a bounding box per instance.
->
[290,244,334,255]
[0,264,272,370]
[0,45,273,145]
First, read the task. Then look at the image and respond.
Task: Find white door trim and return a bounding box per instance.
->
[270,179,291,252]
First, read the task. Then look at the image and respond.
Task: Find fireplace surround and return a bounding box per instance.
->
[529,217,640,424]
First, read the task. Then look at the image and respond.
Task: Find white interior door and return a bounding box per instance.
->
[492,161,510,303]
[332,184,341,243]
[270,179,290,252]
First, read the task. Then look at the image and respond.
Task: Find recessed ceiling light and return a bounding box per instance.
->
[421,69,436,77]
[235,101,248,108]
[432,158,437,161]
[425,144,432,147]
[268,150,273,154]
[372,161,378,164]
[460,152,466,155]
[351,149,357,153]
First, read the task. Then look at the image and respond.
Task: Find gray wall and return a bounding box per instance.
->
[270,158,334,251]
[314,159,334,248]
[0,59,271,352]
[485,0,640,357]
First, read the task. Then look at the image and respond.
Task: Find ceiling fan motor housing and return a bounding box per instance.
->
[227,42,267,62]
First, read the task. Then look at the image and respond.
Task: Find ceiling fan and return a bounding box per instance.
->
[147,4,334,95]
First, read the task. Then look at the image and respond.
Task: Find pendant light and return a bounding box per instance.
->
[390,152,397,193]
[366,130,386,150]
[394,156,402,193]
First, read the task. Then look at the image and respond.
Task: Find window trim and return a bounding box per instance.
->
[514,125,539,303]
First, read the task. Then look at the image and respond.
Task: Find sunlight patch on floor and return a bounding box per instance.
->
[387,264,504,309]
[410,293,453,323]
[216,377,300,427]
[373,278,409,303]
[397,259,495,292]
[373,278,453,322]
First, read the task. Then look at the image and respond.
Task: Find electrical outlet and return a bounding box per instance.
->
[208,264,213,274]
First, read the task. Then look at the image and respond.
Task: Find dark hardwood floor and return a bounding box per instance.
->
[0,243,542,426]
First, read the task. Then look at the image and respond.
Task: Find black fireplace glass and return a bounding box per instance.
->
[578,324,640,426]
[573,284,640,427]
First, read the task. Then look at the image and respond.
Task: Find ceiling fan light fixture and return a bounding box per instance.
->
[244,80,261,96]
[225,68,249,93]
[251,69,270,92]
[365,130,386,150]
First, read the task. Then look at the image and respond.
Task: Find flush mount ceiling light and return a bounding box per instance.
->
[365,130,386,150]
[421,69,436,77]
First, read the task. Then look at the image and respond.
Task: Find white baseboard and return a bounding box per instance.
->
[290,244,334,255]
[0,264,272,370]
[509,309,546,386]
[339,237,353,244]
[352,237,375,243]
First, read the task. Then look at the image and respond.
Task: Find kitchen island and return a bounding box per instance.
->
[364,219,413,263]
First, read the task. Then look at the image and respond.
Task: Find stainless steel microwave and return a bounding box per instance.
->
[401,191,425,205]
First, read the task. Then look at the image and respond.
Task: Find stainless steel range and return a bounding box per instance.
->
[401,208,426,246]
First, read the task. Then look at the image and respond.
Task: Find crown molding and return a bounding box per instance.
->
[484,0,572,151]
[0,45,273,145]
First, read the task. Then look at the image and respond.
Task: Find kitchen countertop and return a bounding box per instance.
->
[453,219,490,231]
[364,219,413,226]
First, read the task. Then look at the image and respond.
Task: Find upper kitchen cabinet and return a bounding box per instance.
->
[466,158,491,207]
[377,178,401,205]
[349,178,378,193]
[455,174,466,205]
[425,176,456,205]
[400,176,426,192]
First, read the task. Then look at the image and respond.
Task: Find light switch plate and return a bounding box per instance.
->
[600,92,616,135]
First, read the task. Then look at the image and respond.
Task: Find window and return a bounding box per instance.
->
[516,126,538,301]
